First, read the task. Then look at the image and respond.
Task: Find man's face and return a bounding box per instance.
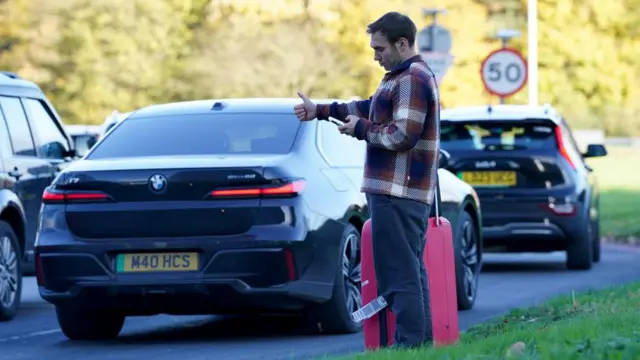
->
[370,32,402,71]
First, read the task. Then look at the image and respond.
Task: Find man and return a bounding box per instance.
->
[293,11,440,348]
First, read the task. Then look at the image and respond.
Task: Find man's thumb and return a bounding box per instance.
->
[297,91,310,103]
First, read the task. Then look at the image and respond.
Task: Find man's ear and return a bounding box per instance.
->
[396,37,409,52]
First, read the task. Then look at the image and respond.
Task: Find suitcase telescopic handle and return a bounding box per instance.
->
[434,171,441,226]
[433,77,442,227]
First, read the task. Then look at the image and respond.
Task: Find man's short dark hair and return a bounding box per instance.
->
[367,12,418,47]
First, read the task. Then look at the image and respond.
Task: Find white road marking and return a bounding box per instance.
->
[3,245,636,348]
[0,328,61,343]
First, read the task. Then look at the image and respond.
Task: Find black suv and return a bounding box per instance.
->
[0,71,76,321]
[440,104,607,271]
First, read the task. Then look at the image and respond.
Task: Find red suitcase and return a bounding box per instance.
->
[354,188,460,350]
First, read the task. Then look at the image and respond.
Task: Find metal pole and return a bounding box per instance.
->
[496,29,520,47]
[430,16,435,50]
[527,0,538,106]
[422,8,447,52]
[495,29,521,105]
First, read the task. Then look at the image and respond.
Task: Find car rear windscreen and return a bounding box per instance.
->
[87,113,301,159]
[440,120,557,151]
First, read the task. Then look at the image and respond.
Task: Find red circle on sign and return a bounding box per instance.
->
[480,48,528,98]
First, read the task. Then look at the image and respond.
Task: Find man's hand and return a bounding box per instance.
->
[293,91,317,121]
[338,115,360,137]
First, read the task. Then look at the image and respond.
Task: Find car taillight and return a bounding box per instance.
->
[42,188,110,204]
[539,202,577,216]
[210,179,306,198]
[554,126,576,170]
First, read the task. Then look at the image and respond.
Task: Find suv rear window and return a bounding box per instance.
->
[441,120,557,151]
[87,113,301,159]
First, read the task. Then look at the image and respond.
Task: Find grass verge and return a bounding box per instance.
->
[339,281,640,360]
[587,147,640,240]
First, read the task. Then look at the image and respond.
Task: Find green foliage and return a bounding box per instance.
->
[587,147,640,238]
[336,282,640,359]
[0,0,638,135]
[35,0,197,124]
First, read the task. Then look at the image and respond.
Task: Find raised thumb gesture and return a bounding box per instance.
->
[293,91,317,121]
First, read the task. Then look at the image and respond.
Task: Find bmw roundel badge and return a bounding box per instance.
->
[148,174,168,193]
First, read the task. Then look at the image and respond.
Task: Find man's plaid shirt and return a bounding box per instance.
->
[316,55,440,205]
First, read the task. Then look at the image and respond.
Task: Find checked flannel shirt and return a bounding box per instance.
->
[316,55,440,205]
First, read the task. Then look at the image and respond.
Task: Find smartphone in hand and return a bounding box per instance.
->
[327,118,343,126]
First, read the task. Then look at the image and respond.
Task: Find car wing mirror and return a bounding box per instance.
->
[438,149,451,168]
[583,144,607,158]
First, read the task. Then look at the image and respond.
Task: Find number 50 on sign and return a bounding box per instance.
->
[480,48,528,98]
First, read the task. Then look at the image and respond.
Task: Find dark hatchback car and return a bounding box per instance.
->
[440,104,607,271]
[35,98,483,340]
[0,71,77,322]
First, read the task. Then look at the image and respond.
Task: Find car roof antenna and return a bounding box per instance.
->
[211,102,226,111]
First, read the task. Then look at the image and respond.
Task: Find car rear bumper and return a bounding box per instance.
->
[483,221,567,239]
[482,219,581,252]
[479,197,588,251]
[39,276,332,315]
[36,227,344,315]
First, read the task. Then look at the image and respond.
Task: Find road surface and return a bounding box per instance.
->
[1,245,639,360]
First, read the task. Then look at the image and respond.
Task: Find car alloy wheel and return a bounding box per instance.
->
[459,220,479,304]
[342,232,362,316]
[0,235,18,309]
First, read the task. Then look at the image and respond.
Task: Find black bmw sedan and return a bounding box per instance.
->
[34,98,483,340]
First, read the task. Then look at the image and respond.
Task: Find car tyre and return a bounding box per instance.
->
[592,220,601,263]
[566,224,593,271]
[56,306,125,340]
[304,224,362,334]
[453,212,480,311]
[0,220,22,322]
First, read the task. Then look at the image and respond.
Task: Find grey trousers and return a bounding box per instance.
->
[366,193,433,348]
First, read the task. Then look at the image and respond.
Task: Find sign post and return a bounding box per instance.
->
[480,29,527,104]
[418,8,454,87]
[527,0,538,106]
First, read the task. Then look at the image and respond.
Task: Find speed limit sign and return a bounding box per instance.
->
[480,48,528,98]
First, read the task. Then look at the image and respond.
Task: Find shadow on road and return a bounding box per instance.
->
[480,252,569,273]
[481,261,568,273]
[54,314,321,347]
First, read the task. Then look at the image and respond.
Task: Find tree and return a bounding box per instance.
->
[490,0,640,135]
[38,0,194,124]
[184,9,352,99]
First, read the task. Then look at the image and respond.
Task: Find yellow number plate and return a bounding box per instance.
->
[116,252,198,273]
[460,171,517,187]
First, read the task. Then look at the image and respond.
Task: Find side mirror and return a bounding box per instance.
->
[40,142,67,159]
[583,144,607,158]
[438,149,451,168]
